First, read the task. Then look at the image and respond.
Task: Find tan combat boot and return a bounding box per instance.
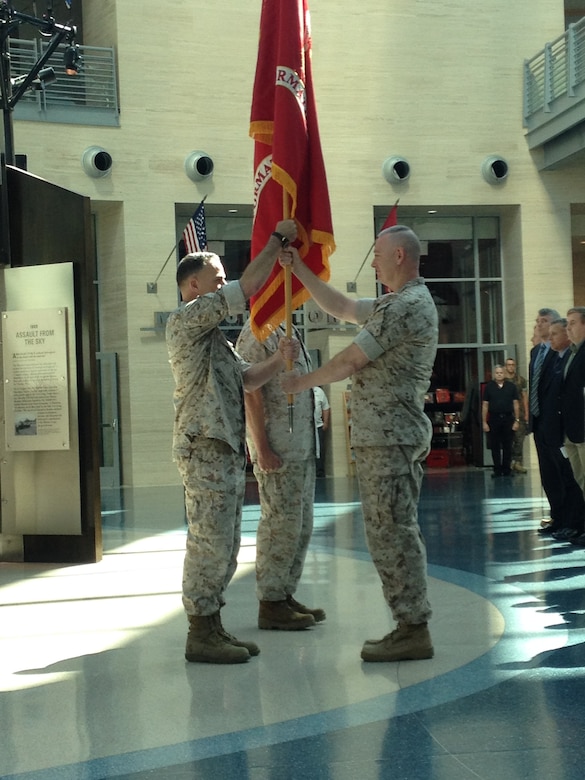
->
[286,594,326,623]
[214,613,260,657]
[361,622,434,662]
[258,600,316,630]
[185,614,250,664]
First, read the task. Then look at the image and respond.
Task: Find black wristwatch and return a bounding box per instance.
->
[271,231,290,248]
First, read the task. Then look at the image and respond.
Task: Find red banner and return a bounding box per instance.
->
[382,203,398,232]
[249,0,335,340]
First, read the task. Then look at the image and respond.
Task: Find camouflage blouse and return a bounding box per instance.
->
[236,321,315,461]
[166,281,249,457]
[350,278,438,448]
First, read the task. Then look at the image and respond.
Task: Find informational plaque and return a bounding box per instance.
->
[2,308,70,451]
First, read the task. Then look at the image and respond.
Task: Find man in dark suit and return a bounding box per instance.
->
[530,311,584,539]
[560,307,585,546]
[528,308,559,432]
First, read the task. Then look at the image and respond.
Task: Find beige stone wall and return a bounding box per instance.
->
[11,0,585,485]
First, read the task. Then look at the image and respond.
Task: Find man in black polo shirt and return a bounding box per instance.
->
[482,364,520,477]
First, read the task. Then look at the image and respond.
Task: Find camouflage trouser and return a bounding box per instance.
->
[253,458,315,601]
[354,444,432,625]
[175,437,246,616]
[512,419,526,463]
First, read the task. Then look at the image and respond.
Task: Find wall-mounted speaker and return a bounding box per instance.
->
[382,156,411,183]
[184,151,214,182]
[481,155,509,184]
[81,146,113,178]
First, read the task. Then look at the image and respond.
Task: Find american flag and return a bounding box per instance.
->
[182,201,207,254]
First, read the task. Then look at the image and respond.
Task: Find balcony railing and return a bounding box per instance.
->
[10,38,119,127]
[524,17,585,125]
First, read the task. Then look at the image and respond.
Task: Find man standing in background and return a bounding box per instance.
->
[482,364,520,478]
[559,307,585,546]
[313,386,331,477]
[528,307,568,536]
[504,357,528,474]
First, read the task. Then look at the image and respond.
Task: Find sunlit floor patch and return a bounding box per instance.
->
[0,529,569,780]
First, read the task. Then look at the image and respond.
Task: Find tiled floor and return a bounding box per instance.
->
[1,466,585,779]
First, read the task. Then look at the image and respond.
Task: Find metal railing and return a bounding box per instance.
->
[524,17,585,124]
[10,38,119,126]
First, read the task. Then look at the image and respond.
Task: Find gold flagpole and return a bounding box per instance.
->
[283,189,294,433]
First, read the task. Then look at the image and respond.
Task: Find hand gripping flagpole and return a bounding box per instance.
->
[283,189,294,433]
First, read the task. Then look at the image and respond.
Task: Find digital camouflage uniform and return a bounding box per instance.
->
[506,372,527,463]
[236,321,316,602]
[351,278,438,625]
[166,281,249,617]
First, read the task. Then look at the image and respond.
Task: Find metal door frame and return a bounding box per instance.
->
[96,351,120,488]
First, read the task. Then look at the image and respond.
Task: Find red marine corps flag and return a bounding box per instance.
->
[249,0,335,340]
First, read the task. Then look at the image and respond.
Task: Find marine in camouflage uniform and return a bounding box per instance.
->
[351,283,438,628]
[281,225,438,662]
[166,219,298,663]
[236,321,324,630]
[167,277,249,619]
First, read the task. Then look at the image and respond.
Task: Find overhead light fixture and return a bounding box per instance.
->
[63,44,82,76]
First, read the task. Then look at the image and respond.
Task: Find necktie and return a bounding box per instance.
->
[530,344,546,417]
[564,344,577,379]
